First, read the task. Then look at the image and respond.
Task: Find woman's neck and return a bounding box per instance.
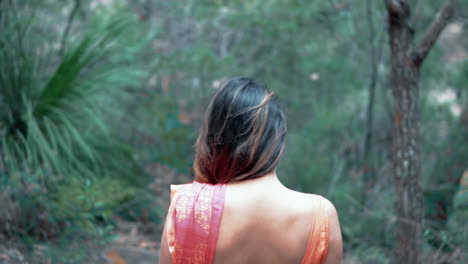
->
[228,170,286,189]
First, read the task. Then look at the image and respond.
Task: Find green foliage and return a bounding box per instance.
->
[1,4,146,181]
[279,101,361,192]
[0,1,151,243]
[138,94,196,172]
[450,185,468,247]
[448,60,468,93]
[352,246,391,263]
[51,176,137,226]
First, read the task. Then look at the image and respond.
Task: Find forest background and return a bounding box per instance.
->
[0,0,467,263]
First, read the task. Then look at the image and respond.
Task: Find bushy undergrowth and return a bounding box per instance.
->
[0,1,173,247]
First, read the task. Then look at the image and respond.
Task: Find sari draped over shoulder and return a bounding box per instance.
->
[166,183,329,264]
[301,194,330,264]
[166,182,227,264]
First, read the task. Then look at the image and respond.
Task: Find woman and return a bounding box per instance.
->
[159,77,342,264]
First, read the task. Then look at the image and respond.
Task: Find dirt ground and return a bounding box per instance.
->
[0,218,162,264]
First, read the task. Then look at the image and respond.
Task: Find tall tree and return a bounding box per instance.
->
[384,0,455,263]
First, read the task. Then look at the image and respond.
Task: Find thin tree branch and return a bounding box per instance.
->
[384,0,404,16]
[364,0,378,159]
[59,0,80,57]
[0,0,3,23]
[414,0,455,65]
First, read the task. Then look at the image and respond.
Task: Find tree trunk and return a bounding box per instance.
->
[384,0,455,263]
[388,11,422,262]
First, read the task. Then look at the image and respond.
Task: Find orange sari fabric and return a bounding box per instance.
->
[167,184,329,264]
[301,194,330,264]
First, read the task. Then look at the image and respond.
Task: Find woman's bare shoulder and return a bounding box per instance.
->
[289,191,343,264]
[282,189,329,211]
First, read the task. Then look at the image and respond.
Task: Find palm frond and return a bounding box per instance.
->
[1,4,147,185]
[33,18,131,119]
[0,4,39,124]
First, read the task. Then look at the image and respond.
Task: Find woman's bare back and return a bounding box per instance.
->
[159,173,342,264]
[214,175,318,264]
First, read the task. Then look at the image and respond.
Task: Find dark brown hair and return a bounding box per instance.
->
[194,77,287,184]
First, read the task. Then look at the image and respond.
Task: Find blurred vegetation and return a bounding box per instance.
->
[0,0,466,263]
